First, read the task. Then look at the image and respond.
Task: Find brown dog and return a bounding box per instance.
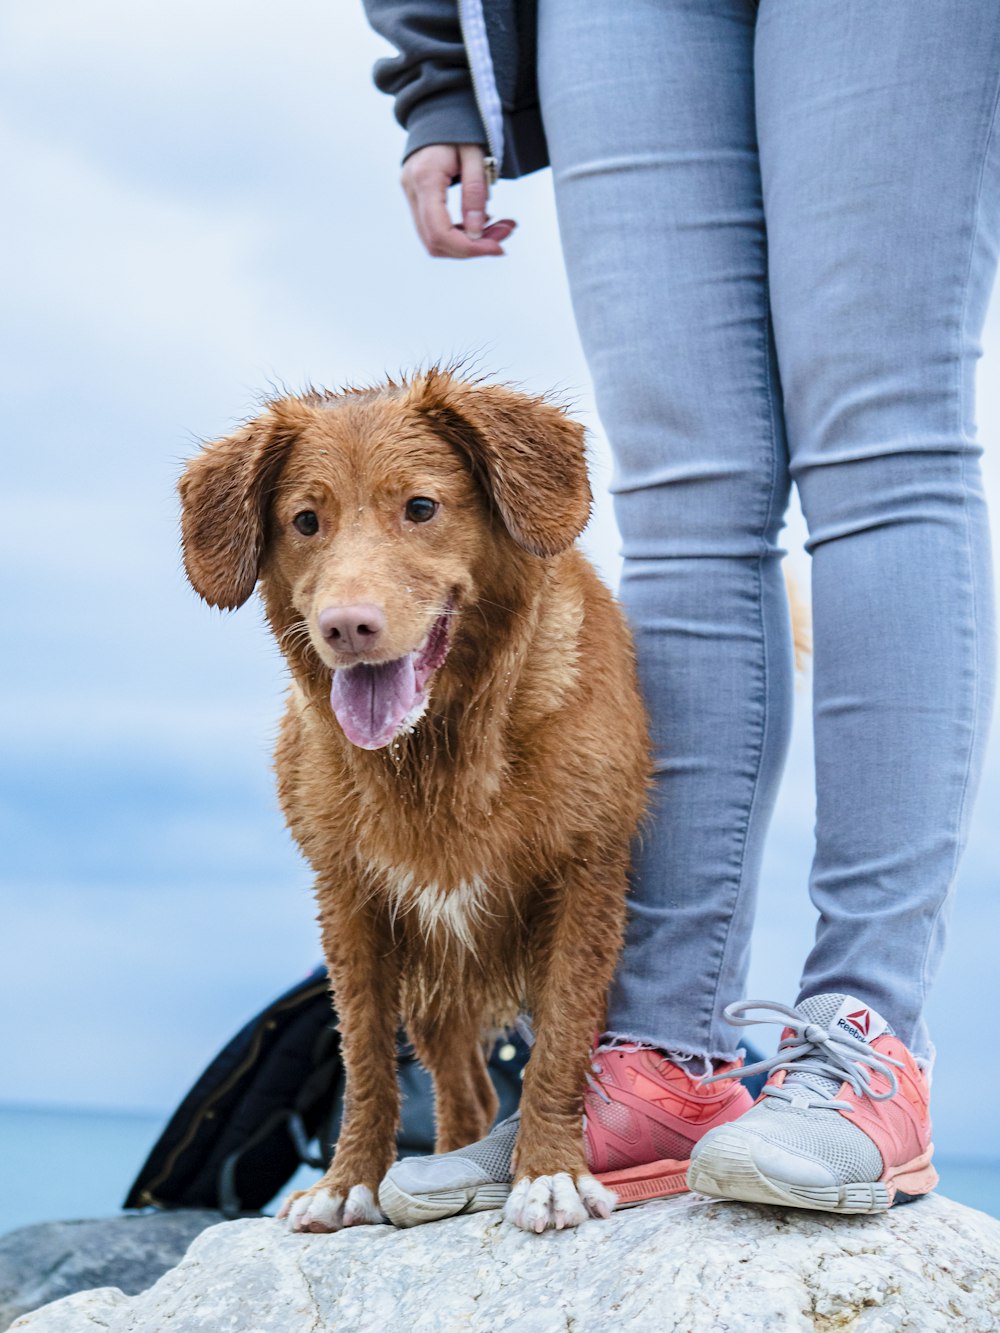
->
[178,370,650,1233]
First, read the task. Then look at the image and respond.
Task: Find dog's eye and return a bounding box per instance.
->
[293,510,319,536]
[405,497,438,524]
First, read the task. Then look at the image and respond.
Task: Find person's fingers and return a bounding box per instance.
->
[482,219,517,243]
[401,145,458,255]
[417,179,471,257]
[401,144,517,258]
[417,188,511,258]
[458,143,488,240]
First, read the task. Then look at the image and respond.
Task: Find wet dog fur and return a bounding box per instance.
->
[179,370,651,1233]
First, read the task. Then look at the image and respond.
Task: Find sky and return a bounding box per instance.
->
[2,1,999,1157]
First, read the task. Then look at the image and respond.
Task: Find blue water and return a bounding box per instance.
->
[1,1101,998,1239]
[0,1103,167,1237]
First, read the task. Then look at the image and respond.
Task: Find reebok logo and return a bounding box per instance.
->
[832,997,889,1044]
[846,1008,871,1037]
[837,1012,870,1040]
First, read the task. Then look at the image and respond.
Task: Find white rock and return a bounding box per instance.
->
[11,1193,1000,1332]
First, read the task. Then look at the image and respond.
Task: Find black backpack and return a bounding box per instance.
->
[124,967,530,1216]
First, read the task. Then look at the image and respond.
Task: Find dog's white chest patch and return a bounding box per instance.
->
[382,866,492,950]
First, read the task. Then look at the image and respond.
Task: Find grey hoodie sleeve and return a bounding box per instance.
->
[361,0,487,162]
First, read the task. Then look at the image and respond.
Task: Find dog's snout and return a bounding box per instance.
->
[318,603,386,654]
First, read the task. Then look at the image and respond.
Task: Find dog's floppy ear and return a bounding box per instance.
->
[178,412,293,610]
[410,371,591,557]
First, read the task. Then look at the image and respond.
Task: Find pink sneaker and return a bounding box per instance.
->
[585,1044,754,1205]
[687,995,938,1212]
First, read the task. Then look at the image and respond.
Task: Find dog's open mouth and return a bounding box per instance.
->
[329,607,452,750]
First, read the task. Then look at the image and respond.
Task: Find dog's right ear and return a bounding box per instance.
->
[408,370,591,557]
[178,414,292,610]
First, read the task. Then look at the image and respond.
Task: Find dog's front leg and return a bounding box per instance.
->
[280,879,401,1233]
[508,850,628,1233]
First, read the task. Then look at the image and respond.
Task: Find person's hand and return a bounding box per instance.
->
[402,143,517,259]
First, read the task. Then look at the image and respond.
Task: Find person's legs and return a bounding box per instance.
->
[756,0,1000,1057]
[690,0,1000,1212]
[538,0,793,1063]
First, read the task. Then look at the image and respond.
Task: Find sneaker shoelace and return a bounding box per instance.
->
[586,1039,629,1105]
[706,999,904,1112]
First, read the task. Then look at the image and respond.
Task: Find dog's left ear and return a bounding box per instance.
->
[178,410,294,610]
[411,372,592,557]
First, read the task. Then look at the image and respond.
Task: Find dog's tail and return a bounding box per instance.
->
[784,565,812,676]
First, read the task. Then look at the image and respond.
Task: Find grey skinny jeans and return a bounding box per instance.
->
[537,0,1000,1061]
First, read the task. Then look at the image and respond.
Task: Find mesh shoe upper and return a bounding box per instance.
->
[386,1112,520,1195]
[718,1096,884,1185]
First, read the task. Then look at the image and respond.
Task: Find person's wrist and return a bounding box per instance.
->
[401,88,486,167]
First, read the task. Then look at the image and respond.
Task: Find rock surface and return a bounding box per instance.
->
[0,1213,223,1333]
[11,1193,1000,1332]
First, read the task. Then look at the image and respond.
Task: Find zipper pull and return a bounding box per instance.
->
[483,155,498,187]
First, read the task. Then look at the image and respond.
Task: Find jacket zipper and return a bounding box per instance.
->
[458,0,503,183]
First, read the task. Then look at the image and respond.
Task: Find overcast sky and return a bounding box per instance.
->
[2,1,999,1157]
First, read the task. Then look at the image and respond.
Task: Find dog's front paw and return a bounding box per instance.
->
[503,1172,616,1233]
[278,1182,383,1233]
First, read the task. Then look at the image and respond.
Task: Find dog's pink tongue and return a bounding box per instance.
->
[330,656,418,749]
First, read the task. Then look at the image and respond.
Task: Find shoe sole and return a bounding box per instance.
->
[378,1174,512,1228]
[380,1154,693,1228]
[686,1133,939,1214]
[596,1156,690,1206]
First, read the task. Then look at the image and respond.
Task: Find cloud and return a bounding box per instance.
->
[1,878,318,1112]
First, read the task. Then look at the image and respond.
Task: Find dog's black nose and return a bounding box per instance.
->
[318,603,386,655]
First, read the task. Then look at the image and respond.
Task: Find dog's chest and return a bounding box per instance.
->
[378,864,494,950]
